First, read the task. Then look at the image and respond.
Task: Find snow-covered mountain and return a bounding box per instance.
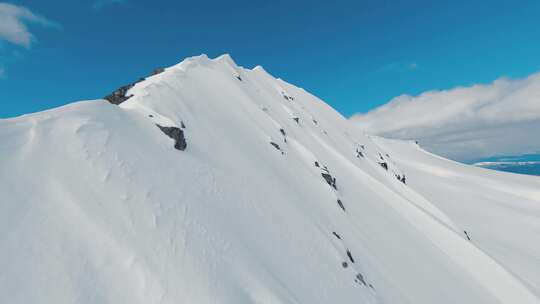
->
[1,54,540,304]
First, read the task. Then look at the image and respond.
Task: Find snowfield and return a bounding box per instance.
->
[1,54,539,304]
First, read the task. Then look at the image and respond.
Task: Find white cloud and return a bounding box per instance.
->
[351,73,540,162]
[0,3,59,48]
[93,0,126,10]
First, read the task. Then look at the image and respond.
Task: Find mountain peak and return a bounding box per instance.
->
[2,53,540,304]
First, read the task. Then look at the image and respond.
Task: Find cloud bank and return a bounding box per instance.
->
[351,73,540,162]
[0,2,59,48]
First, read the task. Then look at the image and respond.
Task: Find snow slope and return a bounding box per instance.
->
[1,54,539,304]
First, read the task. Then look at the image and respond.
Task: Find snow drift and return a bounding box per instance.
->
[1,54,539,304]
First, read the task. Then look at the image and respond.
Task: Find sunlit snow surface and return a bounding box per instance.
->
[1,54,540,304]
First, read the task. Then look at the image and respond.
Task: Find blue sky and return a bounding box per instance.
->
[1,0,540,118]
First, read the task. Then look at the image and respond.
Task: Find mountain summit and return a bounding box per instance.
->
[1,54,540,304]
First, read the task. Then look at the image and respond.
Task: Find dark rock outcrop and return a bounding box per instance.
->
[156,125,187,151]
[346,250,355,263]
[337,199,346,211]
[104,83,135,105]
[270,142,281,151]
[379,162,388,170]
[332,232,342,240]
[151,68,165,76]
[321,173,337,189]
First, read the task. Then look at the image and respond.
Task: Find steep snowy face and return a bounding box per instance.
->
[1,54,540,304]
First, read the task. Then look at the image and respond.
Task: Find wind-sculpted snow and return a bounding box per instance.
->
[1,54,540,304]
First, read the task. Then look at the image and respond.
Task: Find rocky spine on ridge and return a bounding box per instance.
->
[104,68,165,105]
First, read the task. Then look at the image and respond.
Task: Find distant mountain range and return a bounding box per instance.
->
[473,154,540,176]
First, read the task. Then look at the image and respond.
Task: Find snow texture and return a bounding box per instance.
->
[1,54,540,304]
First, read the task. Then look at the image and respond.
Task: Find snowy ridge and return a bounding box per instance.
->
[1,54,540,304]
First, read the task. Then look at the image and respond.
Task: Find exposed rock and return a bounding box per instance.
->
[181,121,186,129]
[156,125,187,151]
[280,128,286,136]
[356,273,366,285]
[236,75,242,81]
[379,162,388,170]
[464,230,471,241]
[321,173,337,189]
[337,199,346,211]
[314,161,320,168]
[105,68,164,105]
[346,250,355,263]
[104,83,135,105]
[293,117,300,124]
[270,142,281,151]
[342,262,348,268]
[151,68,165,76]
[332,232,342,240]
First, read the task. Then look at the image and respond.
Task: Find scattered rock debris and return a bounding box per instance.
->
[332,232,342,240]
[355,273,366,286]
[356,148,364,158]
[282,92,295,101]
[156,125,187,151]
